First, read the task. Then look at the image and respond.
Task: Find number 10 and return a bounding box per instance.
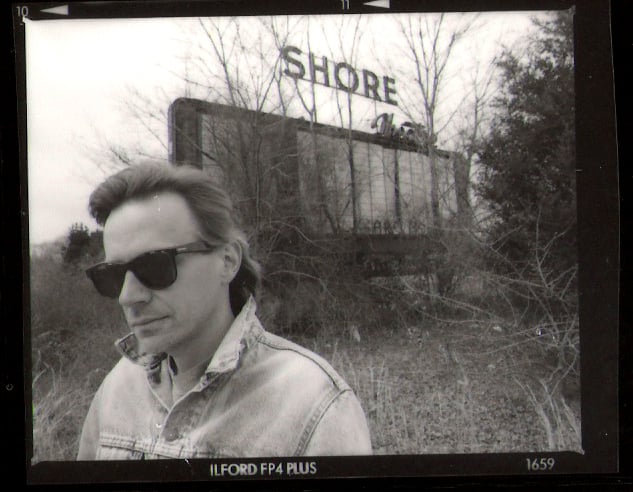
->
[16,5,29,18]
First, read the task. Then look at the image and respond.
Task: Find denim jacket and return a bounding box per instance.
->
[77,298,372,459]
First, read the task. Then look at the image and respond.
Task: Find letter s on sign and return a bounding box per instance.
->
[282,45,305,79]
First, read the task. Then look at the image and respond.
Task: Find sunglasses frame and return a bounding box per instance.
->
[85,240,217,298]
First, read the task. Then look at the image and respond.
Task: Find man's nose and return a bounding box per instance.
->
[118,270,152,306]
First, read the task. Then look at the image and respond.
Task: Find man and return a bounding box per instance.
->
[77,161,372,459]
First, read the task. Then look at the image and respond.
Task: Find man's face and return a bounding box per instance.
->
[103,192,232,360]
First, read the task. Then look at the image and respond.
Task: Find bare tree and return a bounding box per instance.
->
[324,15,366,233]
[281,17,343,235]
[397,13,478,230]
[452,56,498,229]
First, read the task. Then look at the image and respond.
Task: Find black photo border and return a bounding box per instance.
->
[3,0,625,489]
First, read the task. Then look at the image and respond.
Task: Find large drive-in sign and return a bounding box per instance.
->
[169,98,469,262]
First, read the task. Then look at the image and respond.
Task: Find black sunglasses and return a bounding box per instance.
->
[85,241,217,298]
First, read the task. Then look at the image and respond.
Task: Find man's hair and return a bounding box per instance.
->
[89,161,261,314]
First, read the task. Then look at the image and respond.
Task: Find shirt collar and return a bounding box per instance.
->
[114,296,260,375]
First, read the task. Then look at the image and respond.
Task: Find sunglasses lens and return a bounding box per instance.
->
[86,250,179,298]
[130,251,177,290]
[86,264,126,298]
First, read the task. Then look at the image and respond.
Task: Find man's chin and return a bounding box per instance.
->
[133,326,170,355]
[136,338,168,356]
[130,317,169,337]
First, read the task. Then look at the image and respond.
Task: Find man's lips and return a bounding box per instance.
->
[130,316,169,328]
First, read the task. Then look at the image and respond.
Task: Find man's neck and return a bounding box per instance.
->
[168,306,236,397]
[169,354,213,404]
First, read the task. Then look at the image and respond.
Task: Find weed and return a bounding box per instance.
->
[29,244,581,460]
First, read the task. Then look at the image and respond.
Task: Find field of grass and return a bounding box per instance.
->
[297,317,581,455]
[29,249,581,462]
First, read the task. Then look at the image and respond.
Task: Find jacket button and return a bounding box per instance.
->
[164,431,178,442]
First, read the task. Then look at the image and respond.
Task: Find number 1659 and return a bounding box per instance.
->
[526,457,555,471]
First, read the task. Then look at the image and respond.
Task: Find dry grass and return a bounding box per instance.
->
[30,253,125,463]
[296,310,581,455]
[29,252,581,461]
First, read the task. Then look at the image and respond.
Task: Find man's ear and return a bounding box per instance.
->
[221,241,242,284]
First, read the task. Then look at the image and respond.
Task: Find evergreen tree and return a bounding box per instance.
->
[62,222,91,263]
[476,10,576,290]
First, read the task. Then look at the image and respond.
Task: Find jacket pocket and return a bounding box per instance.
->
[97,433,146,460]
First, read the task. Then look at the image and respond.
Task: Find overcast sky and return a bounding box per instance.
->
[24,11,546,246]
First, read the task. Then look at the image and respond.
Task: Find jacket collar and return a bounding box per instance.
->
[204,296,260,374]
[114,296,261,375]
